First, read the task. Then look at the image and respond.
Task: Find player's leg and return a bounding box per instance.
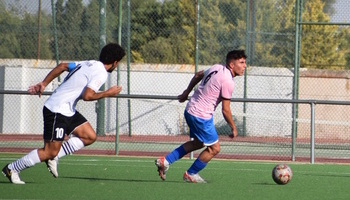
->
[46,121,95,178]
[183,142,220,184]
[155,110,205,181]
[166,110,205,164]
[195,142,221,163]
[55,110,93,159]
[155,138,203,181]
[183,112,219,183]
[2,141,61,184]
[2,106,65,184]
[45,108,88,178]
[56,121,96,159]
[71,121,97,146]
[166,138,203,165]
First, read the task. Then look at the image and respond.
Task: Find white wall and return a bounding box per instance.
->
[0,59,294,137]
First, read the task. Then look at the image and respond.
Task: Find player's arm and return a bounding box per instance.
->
[178,70,205,102]
[28,63,69,97]
[82,86,122,101]
[221,98,237,138]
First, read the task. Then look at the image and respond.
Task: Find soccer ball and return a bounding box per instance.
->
[272,164,293,185]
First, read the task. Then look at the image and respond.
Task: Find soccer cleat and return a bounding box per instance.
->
[155,157,169,181]
[183,171,207,183]
[2,164,25,184]
[45,158,58,178]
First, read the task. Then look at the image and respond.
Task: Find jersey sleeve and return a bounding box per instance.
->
[221,80,234,100]
[87,65,108,92]
[68,62,77,72]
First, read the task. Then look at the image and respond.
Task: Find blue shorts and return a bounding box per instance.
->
[184,110,218,146]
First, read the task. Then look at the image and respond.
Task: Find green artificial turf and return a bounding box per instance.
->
[0,154,349,200]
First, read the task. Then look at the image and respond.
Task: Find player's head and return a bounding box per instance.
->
[99,43,126,65]
[226,50,247,77]
[226,50,247,65]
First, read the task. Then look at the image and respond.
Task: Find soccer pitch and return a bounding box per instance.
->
[0,154,349,200]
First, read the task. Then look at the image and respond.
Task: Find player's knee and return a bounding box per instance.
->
[208,144,220,156]
[89,133,97,143]
[213,145,220,155]
[82,133,96,146]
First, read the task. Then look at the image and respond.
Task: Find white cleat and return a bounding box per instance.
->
[2,164,25,184]
[46,158,58,178]
[155,157,169,181]
[183,171,207,183]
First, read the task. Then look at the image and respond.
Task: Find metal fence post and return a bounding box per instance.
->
[97,0,107,136]
[115,0,123,155]
[127,0,132,137]
[310,102,315,164]
[292,0,302,162]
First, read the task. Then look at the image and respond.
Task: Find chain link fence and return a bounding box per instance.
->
[0,0,350,163]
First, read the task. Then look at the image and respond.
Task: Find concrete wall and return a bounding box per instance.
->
[1,59,349,139]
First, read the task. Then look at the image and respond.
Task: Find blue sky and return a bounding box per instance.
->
[331,0,350,23]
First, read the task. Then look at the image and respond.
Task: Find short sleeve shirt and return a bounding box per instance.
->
[186,64,235,119]
[44,60,108,116]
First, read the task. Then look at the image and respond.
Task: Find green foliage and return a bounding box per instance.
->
[0,0,348,70]
[0,2,21,58]
[344,30,350,68]
[301,0,346,69]
[79,0,100,60]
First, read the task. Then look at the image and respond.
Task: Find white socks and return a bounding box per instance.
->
[8,137,85,173]
[57,136,85,159]
[9,149,41,173]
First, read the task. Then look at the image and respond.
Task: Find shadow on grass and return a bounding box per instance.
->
[61,176,183,183]
[252,182,276,186]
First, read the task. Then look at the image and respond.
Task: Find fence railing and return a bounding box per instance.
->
[1,90,350,164]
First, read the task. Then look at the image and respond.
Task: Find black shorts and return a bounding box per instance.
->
[43,106,88,141]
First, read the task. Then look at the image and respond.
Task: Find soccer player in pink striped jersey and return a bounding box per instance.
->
[156,50,247,183]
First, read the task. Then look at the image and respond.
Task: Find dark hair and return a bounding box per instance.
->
[99,43,126,64]
[226,50,247,64]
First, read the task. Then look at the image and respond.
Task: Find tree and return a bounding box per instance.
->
[338,27,350,69]
[198,1,233,65]
[56,0,84,60]
[247,0,285,67]
[270,0,297,67]
[300,0,346,69]
[0,2,21,58]
[128,0,195,64]
[79,0,100,60]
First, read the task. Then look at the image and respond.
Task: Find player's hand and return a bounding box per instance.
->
[178,90,189,103]
[108,86,122,96]
[28,82,45,97]
[229,126,238,139]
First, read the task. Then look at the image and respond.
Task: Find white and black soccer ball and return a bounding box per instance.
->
[272,164,293,185]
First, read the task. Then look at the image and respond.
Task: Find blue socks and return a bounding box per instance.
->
[165,145,187,164]
[187,158,207,175]
[165,145,208,174]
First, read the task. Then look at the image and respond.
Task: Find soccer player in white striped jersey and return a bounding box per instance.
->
[156,50,247,183]
[2,43,125,184]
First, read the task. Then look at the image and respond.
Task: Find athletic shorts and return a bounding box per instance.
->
[43,106,87,141]
[184,110,218,146]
